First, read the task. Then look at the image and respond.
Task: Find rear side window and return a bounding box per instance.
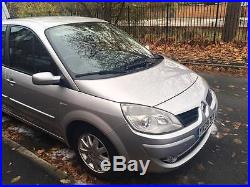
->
[2,25,6,64]
[9,25,58,75]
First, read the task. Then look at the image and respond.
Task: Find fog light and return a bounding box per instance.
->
[163,156,178,163]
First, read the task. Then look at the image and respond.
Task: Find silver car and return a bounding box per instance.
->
[2,17,218,178]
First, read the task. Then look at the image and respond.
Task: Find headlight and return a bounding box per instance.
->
[121,104,183,134]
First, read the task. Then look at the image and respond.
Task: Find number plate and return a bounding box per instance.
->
[198,114,215,137]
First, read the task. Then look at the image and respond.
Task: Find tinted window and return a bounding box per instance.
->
[9,26,58,75]
[46,23,159,80]
[2,25,6,64]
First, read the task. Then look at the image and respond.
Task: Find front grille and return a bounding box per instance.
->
[177,107,199,127]
[206,90,212,106]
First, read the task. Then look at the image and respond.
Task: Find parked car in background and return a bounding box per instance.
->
[2,16,218,178]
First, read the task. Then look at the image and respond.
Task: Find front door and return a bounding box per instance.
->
[6,25,63,136]
[2,24,13,113]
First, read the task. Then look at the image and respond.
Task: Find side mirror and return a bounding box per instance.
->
[32,72,61,85]
[145,45,150,50]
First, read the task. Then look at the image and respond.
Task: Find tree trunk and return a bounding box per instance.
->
[222,3,241,42]
[114,3,125,25]
[81,3,92,17]
[103,3,112,22]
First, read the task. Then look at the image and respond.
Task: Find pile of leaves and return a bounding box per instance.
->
[185,64,247,77]
[150,41,248,76]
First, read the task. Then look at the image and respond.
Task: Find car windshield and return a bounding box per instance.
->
[45,22,163,79]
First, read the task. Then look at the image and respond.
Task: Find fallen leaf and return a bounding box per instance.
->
[60,179,71,184]
[210,125,218,135]
[220,122,225,126]
[232,152,236,158]
[37,149,45,155]
[208,161,214,165]
[50,147,58,151]
[198,182,205,184]
[233,138,242,145]
[197,163,205,171]
[223,128,230,133]
[225,107,233,112]
[75,180,85,184]
[215,132,223,139]
[233,122,241,130]
[240,161,247,165]
[11,176,21,183]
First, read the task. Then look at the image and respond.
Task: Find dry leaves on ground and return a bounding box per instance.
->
[150,41,248,76]
[151,41,247,64]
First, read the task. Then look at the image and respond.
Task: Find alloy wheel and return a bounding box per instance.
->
[78,133,110,173]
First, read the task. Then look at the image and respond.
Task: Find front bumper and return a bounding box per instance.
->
[142,121,215,173]
[112,88,218,173]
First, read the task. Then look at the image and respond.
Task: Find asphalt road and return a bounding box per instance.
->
[2,73,248,184]
[2,142,60,184]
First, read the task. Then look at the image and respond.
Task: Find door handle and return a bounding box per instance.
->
[7,78,16,85]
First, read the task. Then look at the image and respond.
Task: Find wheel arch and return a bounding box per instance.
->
[62,115,128,158]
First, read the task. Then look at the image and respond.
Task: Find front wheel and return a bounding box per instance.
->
[73,128,118,178]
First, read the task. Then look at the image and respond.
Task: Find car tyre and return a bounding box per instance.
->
[72,126,118,179]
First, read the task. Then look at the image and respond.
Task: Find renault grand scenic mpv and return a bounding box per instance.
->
[2,17,218,178]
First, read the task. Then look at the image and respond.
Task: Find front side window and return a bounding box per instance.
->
[9,25,58,75]
[2,25,6,64]
[46,22,162,79]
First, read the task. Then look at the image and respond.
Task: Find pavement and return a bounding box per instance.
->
[2,72,248,184]
[2,142,61,184]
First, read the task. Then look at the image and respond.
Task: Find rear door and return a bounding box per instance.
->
[7,25,63,136]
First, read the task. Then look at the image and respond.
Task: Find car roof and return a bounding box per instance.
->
[2,16,106,29]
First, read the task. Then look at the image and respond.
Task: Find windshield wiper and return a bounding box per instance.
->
[75,54,163,78]
[125,54,164,71]
[75,69,127,78]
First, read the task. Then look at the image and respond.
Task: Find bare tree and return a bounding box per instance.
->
[115,3,125,25]
[79,3,92,17]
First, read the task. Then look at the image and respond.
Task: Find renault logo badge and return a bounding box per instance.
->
[201,101,206,113]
